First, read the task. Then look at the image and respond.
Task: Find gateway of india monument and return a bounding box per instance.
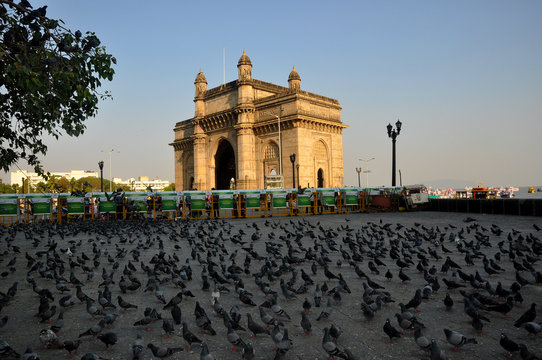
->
[170,50,348,190]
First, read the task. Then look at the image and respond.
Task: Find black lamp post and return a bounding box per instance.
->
[289,153,296,189]
[296,164,300,190]
[98,161,104,192]
[386,119,402,186]
[355,167,362,187]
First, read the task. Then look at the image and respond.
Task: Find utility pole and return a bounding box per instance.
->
[355,167,362,187]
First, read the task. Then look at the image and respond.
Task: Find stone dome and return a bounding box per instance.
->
[288,66,301,81]
[195,69,207,83]
[237,50,252,66]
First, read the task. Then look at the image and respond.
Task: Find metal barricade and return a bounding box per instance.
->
[239,190,264,218]
[0,194,20,225]
[266,190,290,217]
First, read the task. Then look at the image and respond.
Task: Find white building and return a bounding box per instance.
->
[116,176,171,192]
[10,170,98,187]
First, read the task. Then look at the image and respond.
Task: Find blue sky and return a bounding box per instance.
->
[3,0,541,188]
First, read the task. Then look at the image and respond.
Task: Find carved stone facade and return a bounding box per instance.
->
[170,50,347,190]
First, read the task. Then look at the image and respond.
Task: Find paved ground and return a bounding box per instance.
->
[0,211,541,359]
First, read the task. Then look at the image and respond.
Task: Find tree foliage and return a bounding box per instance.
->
[0,182,15,193]
[0,0,116,174]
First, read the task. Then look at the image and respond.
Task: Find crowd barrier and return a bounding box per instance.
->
[0,187,404,225]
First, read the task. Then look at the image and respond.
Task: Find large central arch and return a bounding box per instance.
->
[215,140,236,190]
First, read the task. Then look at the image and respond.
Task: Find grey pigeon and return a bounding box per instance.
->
[322,327,347,359]
[132,334,144,360]
[443,328,477,351]
[430,338,447,360]
[317,298,332,321]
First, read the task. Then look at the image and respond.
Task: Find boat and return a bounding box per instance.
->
[500,190,514,199]
[528,186,535,194]
[472,186,497,199]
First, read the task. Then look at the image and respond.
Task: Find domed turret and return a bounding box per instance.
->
[195,69,207,84]
[288,66,301,90]
[237,50,252,81]
[237,49,252,66]
[194,69,207,97]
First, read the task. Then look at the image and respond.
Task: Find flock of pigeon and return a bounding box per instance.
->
[0,212,541,359]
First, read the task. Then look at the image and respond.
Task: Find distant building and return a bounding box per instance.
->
[115,177,170,192]
[10,170,98,188]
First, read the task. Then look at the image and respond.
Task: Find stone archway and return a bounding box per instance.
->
[215,140,236,190]
[317,168,324,188]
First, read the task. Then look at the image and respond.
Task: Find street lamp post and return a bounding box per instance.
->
[355,167,362,187]
[102,149,120,192]
[359,157,375,188]
[263,108,283,175]
[98,161,104,192]
[386,120,402,186]
[296,164,300,190]
[289,153,296,188]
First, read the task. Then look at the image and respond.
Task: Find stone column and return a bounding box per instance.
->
[174,147,184,190]
[235,123,256,190]
[192,132,207,190]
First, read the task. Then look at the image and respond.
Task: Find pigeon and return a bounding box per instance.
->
[523,322,542,336]
[117,296,138,311]
[241,341,256,360]
[314,284,322,307]
[0,340,20,359]
[443,293,453,311]
[59,295,76,308]
[414,327,431,353]
[22,346,40,360]
[131,334,144,360]
[162,318,175,337]
[361,302,375,323]
[271,296,291,320]
[171,303,182,325]
[200,342,216,360]
[514,303,536,328]
[443,328,477,351]
[182,321,202,350]
[247,313,269,338]
[322,326,347,359]
[98,290,116,310]
[486,296,514,317]
[39,328,60,349]
[274,328,292,359]
[79,319,106,338]
[500,332,519,358]
[50,310,64,335]
[302,297,312,314]
[383,318,401,343]
[329,323,342,342]
[404,289,422,312]
[317,298,332,321]
[300,312,312,336]
[226,322,246,352]
[195,302,216,335]
[97,332,117,350]
[86,299,101,319]
[430,338,447,360]
[147,343,184,358]
[62,339,81,358]
[518,344,540,360]
[259,306,281,326]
